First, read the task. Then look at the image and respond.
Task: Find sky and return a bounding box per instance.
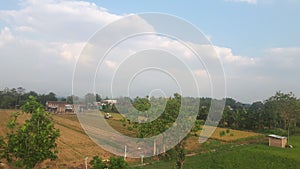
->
[0,0,299,103]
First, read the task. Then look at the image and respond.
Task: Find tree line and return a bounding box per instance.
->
[218,92,300,135]
[118,91,300,139]
[0,87,107,109]
[1,87,299,134]
[120,92,300,168]
[0,87,59,109]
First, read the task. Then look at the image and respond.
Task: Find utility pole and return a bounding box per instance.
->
[84,156,88,169]
[124,145,127,160]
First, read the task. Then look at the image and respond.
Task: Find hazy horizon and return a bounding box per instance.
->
[1,0,299,103]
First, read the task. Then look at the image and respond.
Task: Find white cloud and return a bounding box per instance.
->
[0,0,122,95]
[56,42,85,62]
[15,26,35,33]
[0,27,14,47]
[0,0,299,102]
[194,69,207,77]
[104,60,117,70]
[214,46,256,66]
[0,0,120,41]
[221,47,300,102]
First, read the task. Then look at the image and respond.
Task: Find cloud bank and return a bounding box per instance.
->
[0,0,299,102]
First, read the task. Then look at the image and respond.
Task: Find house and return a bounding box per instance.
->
[268,134,287,148]
[46,101,73,113]
[98,100,117,110]
[102,99,117,105]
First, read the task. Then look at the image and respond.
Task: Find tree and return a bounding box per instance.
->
[1,96,60,169]
[174,140,186,169]
[89,156,106,169]
[247,101,264,129]
[89,156,128,169]
[96,94,102,102]
[262,100,279,129]
[265,91,300,130]
[108,156,128,169]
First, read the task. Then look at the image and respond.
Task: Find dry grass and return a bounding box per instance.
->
[0,110,261,168]
[0,110,115,168]
[208,126,261,141]
[185,126,261,152]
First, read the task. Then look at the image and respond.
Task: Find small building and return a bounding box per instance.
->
[102,99,117,105]
[268,134,287,148]
[46,101,73,113]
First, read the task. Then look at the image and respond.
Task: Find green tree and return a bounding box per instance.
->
[96,94,102,102]
[247,101,264,129]
[265,91,300,130]
[174,140,186,169]
[1,96,60,169]
[89,156,106,169]
[108,157,128,169]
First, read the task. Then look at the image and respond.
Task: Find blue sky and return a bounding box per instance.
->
[0,0,300,103]
[89,0,300,56]
[2,0,300,56]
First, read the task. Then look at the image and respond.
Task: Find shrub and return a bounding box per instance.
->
[219,131,226,137]
[127,126,133,131]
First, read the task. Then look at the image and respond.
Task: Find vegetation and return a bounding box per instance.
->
[0,96,60,168]
[217,92,300,135]
[133,136,300,169]
[0,87,58,109]
[1,87,300,168]
[89,156,129,169]
[89,156,106,169]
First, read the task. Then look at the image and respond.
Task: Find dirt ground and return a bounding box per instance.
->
[0,109,262,168]
[0,110,132,168]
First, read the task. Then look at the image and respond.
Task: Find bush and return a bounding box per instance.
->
[226,129,230,134]
[219,131,226,137]
[265,128,288,136]
[89,156,106,169]
[109,157,128,169]
[127,126,133,131]
[90,156,129,169]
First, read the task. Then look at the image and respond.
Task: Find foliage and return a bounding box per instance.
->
[191,120,202,133]
[216,92,300,134]
[89,156,106,169]
[89,156,129,169]
[219,131,226,137]
[265,91,300,130]
[0,87,58,109]
[21,95,44,114]
[0,96,60,169]
[108,156,129,169]
[133,136,300,169]
[174,140,186,169]
[0,136,5,160]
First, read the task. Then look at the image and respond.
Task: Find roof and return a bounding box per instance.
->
[46,101,67,105]
[268,134,286,139]
[46,101,68,108]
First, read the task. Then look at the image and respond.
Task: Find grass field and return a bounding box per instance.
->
[1,109,299,169]
[136,136,300,169]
